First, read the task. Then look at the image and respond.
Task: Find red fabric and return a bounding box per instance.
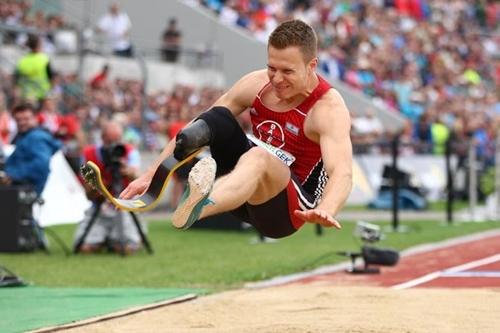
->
[495,62,500,86]
[395,0,411,15]
[167,120,187,139]
[252,8,268,27]
[486,3,499,28]
[90,72,107,89]
[408,0,423,20]
[37,112,63,133]
[250,75,331,184]
[57,114,80,141]
[0,112,12,144]
[286,179,305,230]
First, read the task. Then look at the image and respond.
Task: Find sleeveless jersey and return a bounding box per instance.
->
[250,75,331,204]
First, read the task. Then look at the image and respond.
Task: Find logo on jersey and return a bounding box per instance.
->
[247,134,296,166]
[249,108,258,115]
[256,120,285,148]
[285,122,300,136]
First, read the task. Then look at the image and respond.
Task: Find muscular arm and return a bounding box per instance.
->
[315,90,353,217]
[295,89,352,227]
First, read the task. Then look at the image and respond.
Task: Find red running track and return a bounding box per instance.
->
[295,231,500,289]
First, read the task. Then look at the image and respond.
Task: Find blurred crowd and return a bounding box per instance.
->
[0,62,225,173]
[0,0,67,54]
[1,0,499,168]
[197,0,499,163]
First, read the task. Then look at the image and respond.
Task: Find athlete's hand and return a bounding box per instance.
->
[294,209,342,229]
[119,173,152,199]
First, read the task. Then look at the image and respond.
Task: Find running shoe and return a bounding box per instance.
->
[172,156,216,229]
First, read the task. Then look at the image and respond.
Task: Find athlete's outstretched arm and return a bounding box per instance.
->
[294,89,352,228]
[119,139,176,199]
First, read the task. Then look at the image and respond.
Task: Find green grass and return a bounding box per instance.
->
[0,219,498,291]
[344,200,470,212]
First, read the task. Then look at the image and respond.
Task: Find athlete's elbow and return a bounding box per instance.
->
[338,170,352,192]
[346,172,353,192]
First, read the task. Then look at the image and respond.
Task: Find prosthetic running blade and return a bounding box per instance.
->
[80,150,200,212]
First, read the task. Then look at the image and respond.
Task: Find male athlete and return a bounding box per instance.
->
[120,20,353,238]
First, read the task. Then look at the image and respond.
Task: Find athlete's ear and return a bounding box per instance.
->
[308,57,318,72]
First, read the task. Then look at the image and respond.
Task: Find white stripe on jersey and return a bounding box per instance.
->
[291,179,315,210]
[292,108,307,117]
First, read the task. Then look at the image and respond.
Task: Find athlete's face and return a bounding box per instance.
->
[267,46,317,100]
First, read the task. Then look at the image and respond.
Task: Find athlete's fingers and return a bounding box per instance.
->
[119,187,128,199]
[119,186,133,199]
[326,215,342,229]
[294,209,341,229]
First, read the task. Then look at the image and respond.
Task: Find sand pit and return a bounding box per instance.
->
[61,283,500,333]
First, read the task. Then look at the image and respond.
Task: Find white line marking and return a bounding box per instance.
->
[442,253,500,273]
[392,253,500,290]
[440,271,500,278]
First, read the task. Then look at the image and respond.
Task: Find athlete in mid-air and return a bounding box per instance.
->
[120,19,352,238]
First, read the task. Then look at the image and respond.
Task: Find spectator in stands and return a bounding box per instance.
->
[0,103,61,196]
[55,111,85,175]
[431,116,450,155]
[37,95,62,134]
[350,109,383,153]
[14,34,53,103]
[161,17,182,63]
[413,112,433,153]
[97,3,133,57]
[0,91,16,145]
[74,121,143,254]
[89,64,110,90]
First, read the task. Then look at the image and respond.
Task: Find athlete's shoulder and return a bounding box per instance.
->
[317,88,347,109]
[237,69,269,88]
[309,88,350,125]
[215,70,269,114]
[230,69,268,99]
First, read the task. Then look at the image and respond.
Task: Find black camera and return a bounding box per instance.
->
[101,143,126,170]
[101,143,127,195]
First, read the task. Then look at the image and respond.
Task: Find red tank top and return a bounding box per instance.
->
[250,75,331,199]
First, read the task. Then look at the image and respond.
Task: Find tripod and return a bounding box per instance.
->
[73,200,153,255]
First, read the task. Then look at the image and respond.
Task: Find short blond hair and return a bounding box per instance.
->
[268,19,318,62]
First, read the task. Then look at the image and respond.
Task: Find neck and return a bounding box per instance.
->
[295,72,319,101]
[306,73,319,94]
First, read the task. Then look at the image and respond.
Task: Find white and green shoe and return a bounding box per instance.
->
[172,156,216,229]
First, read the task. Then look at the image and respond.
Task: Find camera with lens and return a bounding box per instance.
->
[101,143,126,171]
[337,221,399,274]
[101,143,127,195]
[354,221,383,243]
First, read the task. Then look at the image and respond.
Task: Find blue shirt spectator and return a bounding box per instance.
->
[3,104,62,195]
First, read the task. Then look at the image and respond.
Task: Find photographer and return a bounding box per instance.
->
[74,121,143,254]
[0,103,61,195]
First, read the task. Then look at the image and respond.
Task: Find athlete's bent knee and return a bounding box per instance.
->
[239,147,273,171]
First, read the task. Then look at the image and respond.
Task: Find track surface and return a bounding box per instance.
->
[293,230,500,289]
